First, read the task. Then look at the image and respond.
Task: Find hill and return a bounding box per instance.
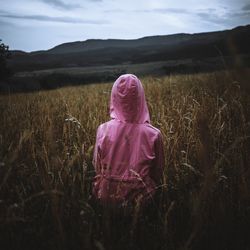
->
[8,25,250,73]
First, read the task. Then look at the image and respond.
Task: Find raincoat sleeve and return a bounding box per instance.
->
[152,131,165,185]
[92,126,102,174]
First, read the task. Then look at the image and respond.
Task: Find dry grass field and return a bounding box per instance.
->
[0,69,250,250]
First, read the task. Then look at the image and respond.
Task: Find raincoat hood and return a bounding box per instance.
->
[110,74,150,124]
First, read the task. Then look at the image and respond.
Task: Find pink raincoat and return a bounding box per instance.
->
[92,74,164,206]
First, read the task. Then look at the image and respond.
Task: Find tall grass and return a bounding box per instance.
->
[0,69,250,250]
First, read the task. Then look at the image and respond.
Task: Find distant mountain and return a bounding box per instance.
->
[46,34,192,54]
[8,25,250,73]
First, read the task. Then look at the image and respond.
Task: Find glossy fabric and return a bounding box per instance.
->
[92,74,164,205]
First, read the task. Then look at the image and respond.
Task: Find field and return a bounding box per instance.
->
[0,69,250,250]
[5,54,250,93]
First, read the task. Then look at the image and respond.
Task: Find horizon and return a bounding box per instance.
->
[1,0,250,52]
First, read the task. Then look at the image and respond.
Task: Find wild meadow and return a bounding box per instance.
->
[0,69,250,250]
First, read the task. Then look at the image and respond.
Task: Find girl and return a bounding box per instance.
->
[92,74,164,208]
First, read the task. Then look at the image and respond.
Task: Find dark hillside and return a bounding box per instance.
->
[8,25,250,73]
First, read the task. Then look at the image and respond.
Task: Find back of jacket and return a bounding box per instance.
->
[92,74,164,205]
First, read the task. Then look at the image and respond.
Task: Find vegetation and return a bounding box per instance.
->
[0,69,250,250]
[0,40,11,80]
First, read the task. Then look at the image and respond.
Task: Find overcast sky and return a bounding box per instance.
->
[0,0,250,52]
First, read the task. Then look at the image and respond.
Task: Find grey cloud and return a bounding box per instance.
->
[197,12,226,25]
[104,9,126,13]
[40,0,102,10]
[40,0,81,10]
[133,8,190,14]
[197,8,250,27]
[105,8,192,15]
[131,7,249,27]
[135,7,220,19]
[151,8,190,14]
[152,7,220,16]
[135,8,217,15]
[242,3,250,11]
[233,10,250,18]
[0,13,107,24]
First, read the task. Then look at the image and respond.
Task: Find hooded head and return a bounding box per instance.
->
[110,74,150,124]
